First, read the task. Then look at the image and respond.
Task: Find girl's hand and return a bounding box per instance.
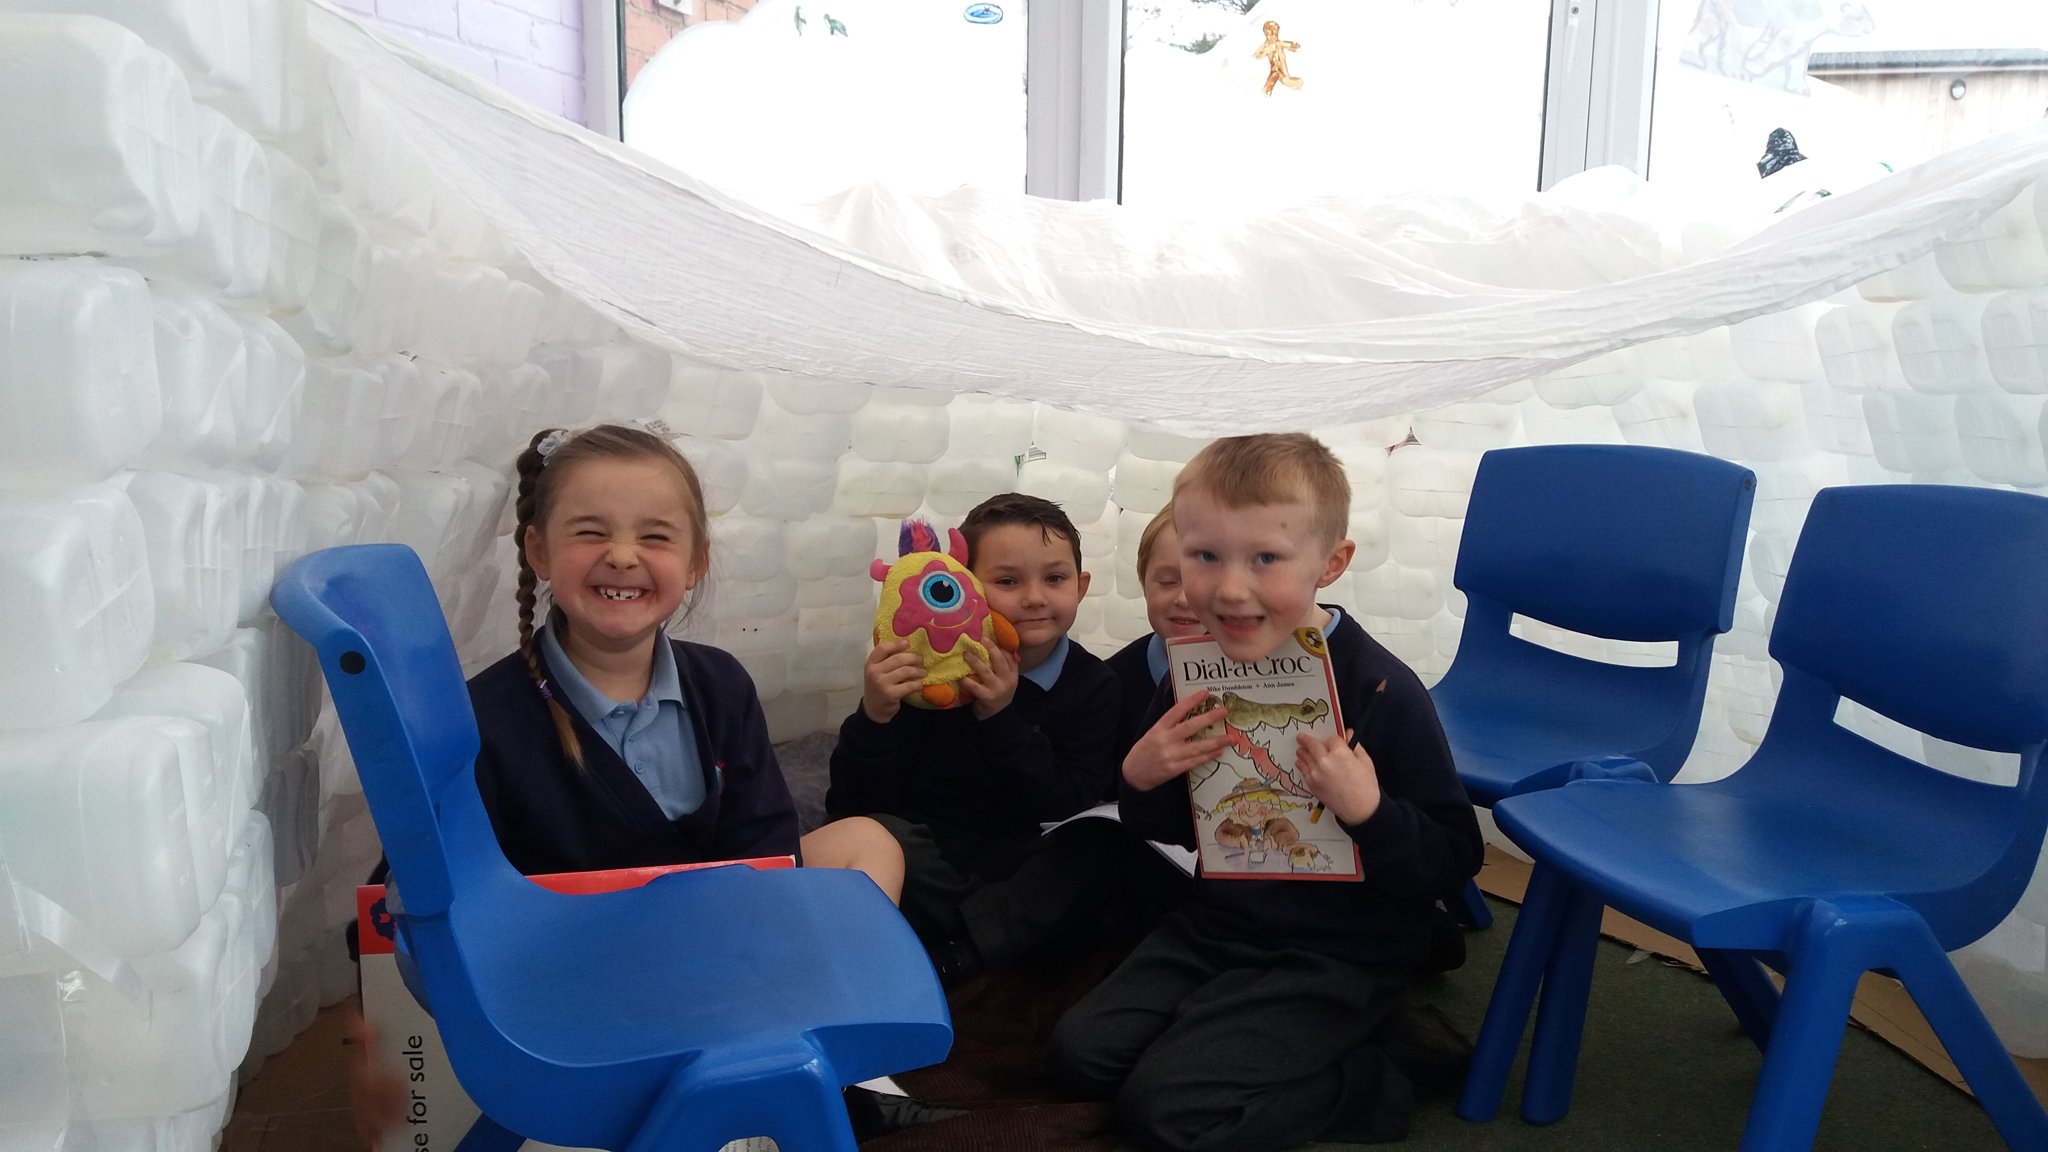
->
[1124,691,1231,791]
[861,640,928,723]
[962,645,1020,720]
[1298,728,1381,826]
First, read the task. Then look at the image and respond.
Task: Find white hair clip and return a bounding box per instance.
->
[536,429,569,462]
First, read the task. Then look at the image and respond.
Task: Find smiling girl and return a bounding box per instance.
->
[468,424,902,891]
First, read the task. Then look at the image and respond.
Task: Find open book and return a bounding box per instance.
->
[1041,802,1197,877]
[1167,628,1363,882]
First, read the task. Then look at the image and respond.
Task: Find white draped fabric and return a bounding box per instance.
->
[315,6,2048,433]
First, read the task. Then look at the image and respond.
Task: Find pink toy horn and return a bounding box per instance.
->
[947,527,969,565]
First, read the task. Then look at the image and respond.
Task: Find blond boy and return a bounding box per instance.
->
[1049,434,1482,1150]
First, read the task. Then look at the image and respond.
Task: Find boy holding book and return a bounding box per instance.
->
[827,493,1122,983]
[1048,434,1482,1151]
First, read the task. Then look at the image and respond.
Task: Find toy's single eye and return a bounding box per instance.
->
[919,572,964,611]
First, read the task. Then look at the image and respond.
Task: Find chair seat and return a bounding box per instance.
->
[460,865,946,1076]
[1436,692,1678,806]
[1493,773,2009,949]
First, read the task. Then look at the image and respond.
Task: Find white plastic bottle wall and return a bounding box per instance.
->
[4,9,2048,1152]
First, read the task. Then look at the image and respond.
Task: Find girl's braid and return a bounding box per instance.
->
[514,427,587,771]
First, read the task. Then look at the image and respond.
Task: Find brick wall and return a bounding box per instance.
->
[625,0,757,87]
[336,0,589,124]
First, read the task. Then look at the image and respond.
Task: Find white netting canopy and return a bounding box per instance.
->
[319,7,2048,433]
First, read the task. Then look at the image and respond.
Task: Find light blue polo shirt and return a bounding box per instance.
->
[1022,635,1071,691]
[540,622,706,819]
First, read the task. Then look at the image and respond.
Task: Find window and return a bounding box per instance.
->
[619,0,1028,202]
[1120,0,1555,210]
[1649,1,2048,193]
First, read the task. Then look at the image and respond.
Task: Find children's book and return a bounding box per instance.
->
[1040,802,1198,877]
[1167,627,1363,882]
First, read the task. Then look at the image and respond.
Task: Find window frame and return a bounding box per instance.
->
[582,0,625,139]
[1029,0,1657,202]
[585,0,1657,197]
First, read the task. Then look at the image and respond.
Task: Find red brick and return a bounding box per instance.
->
[624,10,674,56]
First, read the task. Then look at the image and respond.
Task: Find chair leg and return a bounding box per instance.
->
[1700,948,1779,1052]
[625,1042,858,1152]
[1737,908,1871,1152]
[1457,863,1572,1123]
[1457,877,1495,928]
[452,1113,525,1152]
[1889,940,2048,1151]
[1520,884,1605,1125]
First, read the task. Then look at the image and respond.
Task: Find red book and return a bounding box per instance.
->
[356,856,797,954]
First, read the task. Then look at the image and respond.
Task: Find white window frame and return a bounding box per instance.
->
[583,0,625,140]
[591,0,1655,197]
[1024,0,1124,201]
[1538,0,1657,190]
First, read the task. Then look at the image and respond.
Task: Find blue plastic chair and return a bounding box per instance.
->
[1431,445,1756,925]
[273,544,952,1152]
[1457,484,2048,1152]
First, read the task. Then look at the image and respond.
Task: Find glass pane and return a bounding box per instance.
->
[622,0,1027,202]
[1121,1,1553,210]
[1651,1,2048,196]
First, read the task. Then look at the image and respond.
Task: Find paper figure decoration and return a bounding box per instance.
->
[1256,21,1303,95]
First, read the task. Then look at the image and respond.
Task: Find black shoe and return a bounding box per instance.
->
[1377,1003,1473,1095]
[932,937,984,989]
[844,1085,967,1141]
[1421,900,1467,974]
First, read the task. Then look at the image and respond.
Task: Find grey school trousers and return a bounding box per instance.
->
[1048,909,1416,1152]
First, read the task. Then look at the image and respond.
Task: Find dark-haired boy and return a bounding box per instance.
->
[828,493,1122,981]
[1049,434,1482,1151]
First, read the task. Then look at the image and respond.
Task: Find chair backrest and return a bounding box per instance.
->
[1762,484,2048,944]
[1773,484,2048,753]
[1453,445,1756,643]
[270,544,485,917]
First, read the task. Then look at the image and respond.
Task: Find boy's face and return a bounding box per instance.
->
[972,524,1090,670]
[1141,525,1204,640]
[1175,484,1353,662]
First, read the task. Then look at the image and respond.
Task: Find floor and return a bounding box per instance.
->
[222,849,2048,1152]
[223,1003,363,1152]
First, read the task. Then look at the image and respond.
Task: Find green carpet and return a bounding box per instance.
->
[886,894,2011,1151]
[1311,897,2008,1151]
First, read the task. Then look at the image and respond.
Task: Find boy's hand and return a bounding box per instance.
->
[1298,728,1381,826]
[961,645,1019,720]
[348,1013,406,1148]
[861,640,928,724]
[1124,691,1230,791]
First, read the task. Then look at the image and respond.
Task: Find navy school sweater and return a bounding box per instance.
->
[826,640,1121,844]
[467,639,801,875]
[1104,636,1160,790]
[1119,608,1482,970]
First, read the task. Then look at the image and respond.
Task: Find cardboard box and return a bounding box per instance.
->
[356,858,794,1152]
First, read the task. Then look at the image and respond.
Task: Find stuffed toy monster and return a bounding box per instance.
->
[870,518,1019,709]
